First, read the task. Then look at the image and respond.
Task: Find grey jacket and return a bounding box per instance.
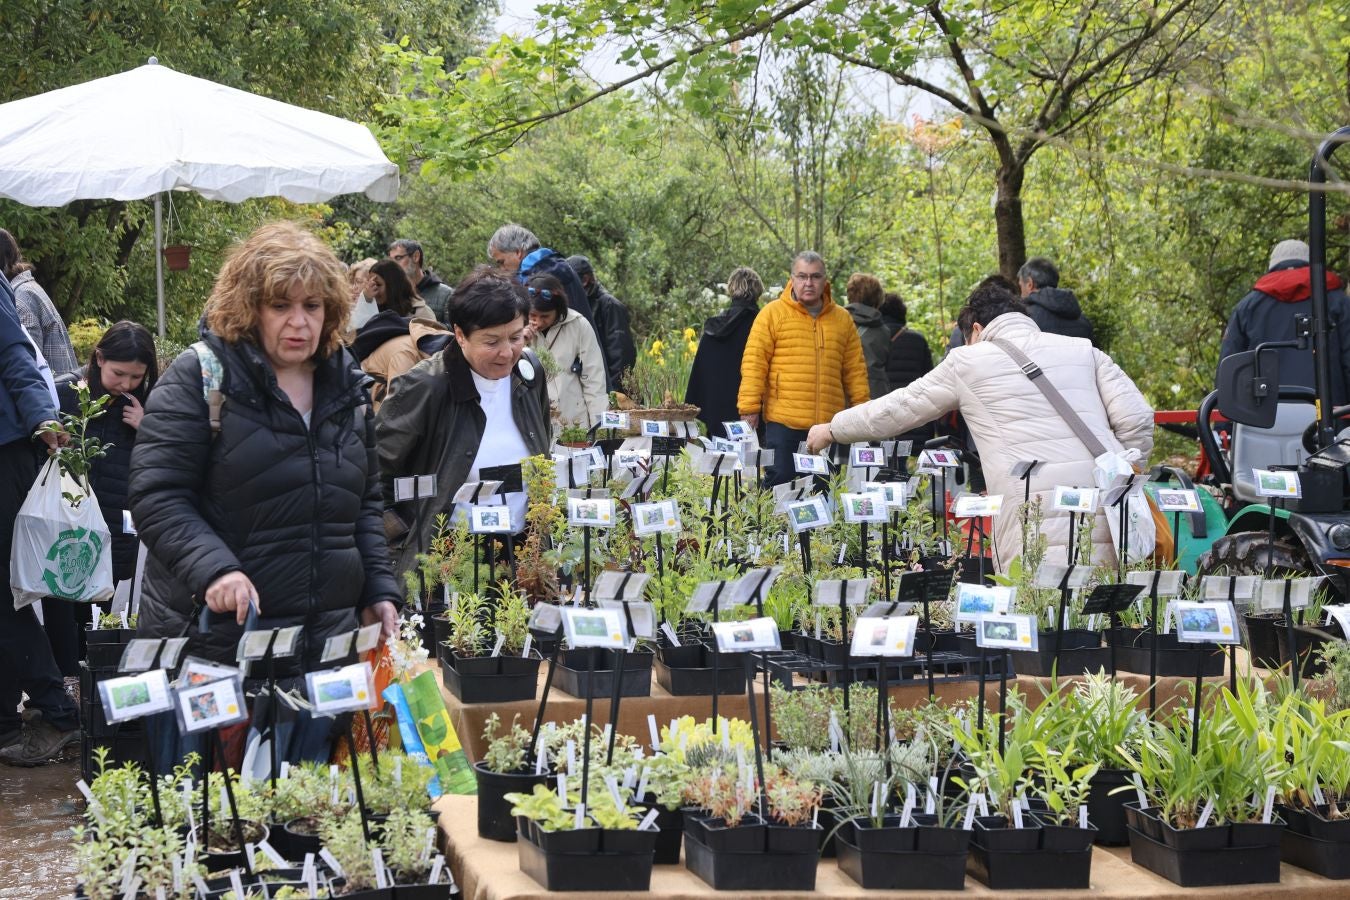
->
[846,302,891,401]
[11,271,78,376]
[376,341,551,576]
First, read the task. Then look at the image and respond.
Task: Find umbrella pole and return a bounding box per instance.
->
[154,193,166,338]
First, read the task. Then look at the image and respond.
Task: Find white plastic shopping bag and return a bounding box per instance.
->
[10,458,114,609]
[1093,448,1155,565]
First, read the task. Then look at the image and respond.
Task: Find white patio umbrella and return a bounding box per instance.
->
[0,59,399,335]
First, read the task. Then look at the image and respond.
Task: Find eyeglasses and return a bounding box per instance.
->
[792,272,825,282]
[527,287,555,300]
[390,253,409,262]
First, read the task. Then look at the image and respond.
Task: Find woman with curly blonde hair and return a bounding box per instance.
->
[129,221,401,768]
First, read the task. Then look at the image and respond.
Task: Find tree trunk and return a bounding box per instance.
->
[994,160,1028,281]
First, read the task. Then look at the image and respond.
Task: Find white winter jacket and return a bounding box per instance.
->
[830,313,1154,568]
[533,308,608,430]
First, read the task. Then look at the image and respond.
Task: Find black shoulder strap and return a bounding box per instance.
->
[988,337,1109,460]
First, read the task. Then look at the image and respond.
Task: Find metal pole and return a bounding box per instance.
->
[154,193,166,338]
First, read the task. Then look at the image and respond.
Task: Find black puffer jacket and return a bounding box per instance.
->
[883,327,936,444]
[59,382,140,582]
[128,329,400,668]
[1025,287,1094,344]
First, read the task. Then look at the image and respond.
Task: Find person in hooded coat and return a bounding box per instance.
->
[1018,256,1094,344]
[844,273,891,401]
[1219,238,1350,406]
[685,267,764,438]
[352,312,451,412]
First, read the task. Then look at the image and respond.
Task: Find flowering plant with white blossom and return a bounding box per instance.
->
[387,613,430,681]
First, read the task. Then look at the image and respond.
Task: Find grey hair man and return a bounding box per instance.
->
[486,223,596,330]
[1015,255,1093,344]
[388,238,453,324]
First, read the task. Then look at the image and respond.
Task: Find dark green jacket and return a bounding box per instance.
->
[375,341,550,576]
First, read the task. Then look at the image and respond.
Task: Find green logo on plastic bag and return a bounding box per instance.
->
[43,527,103,599]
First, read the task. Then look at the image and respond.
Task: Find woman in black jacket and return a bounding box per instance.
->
[685,266,763,438]
[128,222,401,764]
[44,322,157,677]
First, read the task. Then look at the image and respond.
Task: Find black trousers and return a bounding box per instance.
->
[0,439,79,732]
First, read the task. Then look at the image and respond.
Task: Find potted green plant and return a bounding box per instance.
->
[508,781,658,890]
[1273,688,1350,877]
[377,807,453,898]
[472,713,550,842]
[440,585,541,703]
[321,813,392,899]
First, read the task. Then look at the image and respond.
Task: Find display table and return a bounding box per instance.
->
[431,794,1344,900]
[439,664,1224,763]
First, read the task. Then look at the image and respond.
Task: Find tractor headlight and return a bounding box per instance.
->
[1330,523,1350,550]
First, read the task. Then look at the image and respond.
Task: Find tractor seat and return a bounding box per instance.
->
[1230,402,1315,505]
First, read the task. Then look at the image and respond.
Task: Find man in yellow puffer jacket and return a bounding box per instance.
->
[738,251,871,485]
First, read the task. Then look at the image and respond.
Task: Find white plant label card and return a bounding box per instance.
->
[696,450,740,476]
[1257,577,1321,612]
[1033,562,1092,590]
[305,662,377,716]
[453,480,504,504]
[1324,604,1350,636]
[685,581,733,614]
[975,613,1038,651]
[118,639,165,673]
[740,447,773,469]
[863,480,908,507]
[723,420,753,440]
[122,510,136,535]
[598,599,656,640]
[469,505,513,534]
[600,411,630,430]
[786,495,832,533]
[954,584,1014,624]
[841,491,889,524]
[731,567,784,607]
[528,603,563,635]
[177,658,240,688]
[920,449,960,468]
[710,617,781,653]
[561,606,628,649]
[615,449,651,472]
[173,675,248,733]
[1200,574,1259,601]
[1051,486,1099,513]
[1130,570,1188,597]
[952,494,1003,518]
[593,570,651,603]
[355,623,383,654]
[1253,468,1301,499]
[850,616,919,658]
[631,499,682,536]
[1174,601,1239,645]
[394,474,438,502]
[709,437,740,455]
[640,419,670,437]
[812,577,874,608]
[1154,489,1201,512]
[793,452,830,475]
[850,445,885,468]
[567,496,616,527]
[99,669,172,724]
[321,631,356,664]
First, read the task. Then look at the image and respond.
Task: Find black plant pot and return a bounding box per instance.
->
[1087,767,1133,846]
[814,802,841,858]
[1015,629,1111,677]
[555,648,654,698]
[653,645,746,696]
[393,882,454,900]
[84,628,136,669]
[1127,821,1280,886]
[516,826,654,891]
[682,828,818,891]
[1275,621,1344,679]
[912,815,973,853]
[1029,814,1098,852]
[600,827,659,854]
[842,816,913,851]
[440,650,540,704]
[973,815,1040,851]
[1230,818,1285,848]
[966,839,1094,890]
[278,816,322,860]
[472,762,548,842]
[198,821,271,873]
[639,802,683,864]
[1107,627,1225,676]
[1243,613,1282,668]
[765,822,821,854]
[836,828,969,891]
[686,815,766,852]
[1302,805,1350,841]
[1281,828,1350,879]
[1158,817,1230,851]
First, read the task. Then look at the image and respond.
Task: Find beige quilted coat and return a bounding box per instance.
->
[830,312,1154,568]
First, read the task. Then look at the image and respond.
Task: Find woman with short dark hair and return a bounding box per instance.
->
[376,267,551,575]
[526,272,607,434]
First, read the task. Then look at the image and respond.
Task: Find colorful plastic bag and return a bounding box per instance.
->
[10,458,114,609]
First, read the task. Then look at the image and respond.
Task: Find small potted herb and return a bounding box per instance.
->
[508,781,658,890]
[472,713,549,842]
[440,586,541,703]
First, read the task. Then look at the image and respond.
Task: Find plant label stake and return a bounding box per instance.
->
[711,620,780,821]
[1173,600,1240,754]
[975,613,1039,757]
[526,606,565,762]
[1082,583,1144,679]
[895,569,955,701]
[1010,460,1042,561]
